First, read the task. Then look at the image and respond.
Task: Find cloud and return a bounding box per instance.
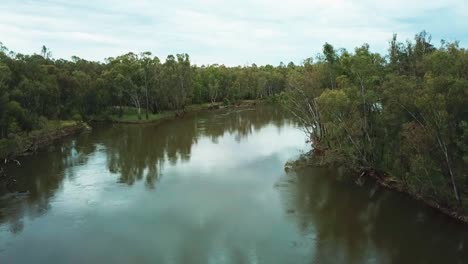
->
[0,0,466,65]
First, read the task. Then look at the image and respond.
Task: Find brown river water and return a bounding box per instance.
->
[1,105,467,263]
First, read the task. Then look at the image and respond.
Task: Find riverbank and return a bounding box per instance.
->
[364,169,468,224]
[1,100,259,159]
[0,121,89,160]
[103,100,258,124]
[288,152,468,225]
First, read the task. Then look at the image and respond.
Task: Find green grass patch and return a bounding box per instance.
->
[107,100,258,124]
[110,111,173,123]
[59,120,78,128]
[186,103,213,111]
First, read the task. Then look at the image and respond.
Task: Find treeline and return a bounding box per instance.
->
[0,43,289,151]
[284,31,468,211]
[1,31,467,211]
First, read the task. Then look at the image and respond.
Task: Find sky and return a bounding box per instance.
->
[0,0,467,66]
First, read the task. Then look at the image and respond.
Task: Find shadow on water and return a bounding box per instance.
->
[278,167,468,264]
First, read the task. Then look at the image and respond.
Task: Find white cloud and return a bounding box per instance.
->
[0,0,466,65]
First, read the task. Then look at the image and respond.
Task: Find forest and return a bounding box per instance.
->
[0,31,467,212]
[0,42,288,157]
[285,31,467,213]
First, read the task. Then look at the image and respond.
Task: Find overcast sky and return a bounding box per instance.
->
[0,0,467,65]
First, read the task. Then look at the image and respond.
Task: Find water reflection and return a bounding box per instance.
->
[278,167,468,264]
[1,105,467,264]
[0,140,89,234]
[0,106,295,234]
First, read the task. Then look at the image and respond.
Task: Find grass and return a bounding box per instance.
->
[110,111,173,123]
[186,103,213,111]
[59,120,78,127]
[109,104,213,123]
[107,100,259,124]
[28,120,83,139]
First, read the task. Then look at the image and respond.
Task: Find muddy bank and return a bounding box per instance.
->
[1,122,89,160]
[364,170,468,224]
[287,152,468,225]
[0,122,88,193]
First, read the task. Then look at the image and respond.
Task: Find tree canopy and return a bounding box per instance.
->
[0,31,467,212]
[283,32,468,211]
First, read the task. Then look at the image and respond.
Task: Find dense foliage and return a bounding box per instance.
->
[0,43,288,156]
[1,31,467,211]
[284,31,468,211]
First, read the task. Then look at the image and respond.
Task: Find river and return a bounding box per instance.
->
[1,105,467,263]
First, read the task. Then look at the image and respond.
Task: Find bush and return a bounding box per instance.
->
[37,116,49,130]
[0,138,18,158]
[72,113,82,121]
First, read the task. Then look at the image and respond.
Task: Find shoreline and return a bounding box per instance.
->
[1,122,90,160]
[365,170,468,225]
[1,122,89,192]
[3,100,260,159]
[0,100,261,192]
[98,100,258,124]
[289,153,468,225]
